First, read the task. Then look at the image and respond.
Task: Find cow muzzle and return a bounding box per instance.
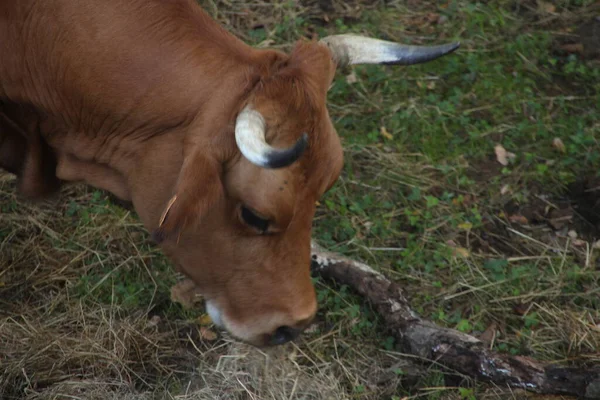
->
[205,298,316,347]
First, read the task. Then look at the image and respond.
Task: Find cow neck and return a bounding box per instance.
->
[52,42,272,205]
[123,49,280,233]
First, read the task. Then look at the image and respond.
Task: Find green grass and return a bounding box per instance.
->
[1,1,599,399]
[262,0,600,394]
[306,0,600,362]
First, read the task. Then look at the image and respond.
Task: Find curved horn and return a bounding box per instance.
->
[319,34,460,68]
[235,106,308,169]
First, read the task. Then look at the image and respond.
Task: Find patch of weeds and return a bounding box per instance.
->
[314,280,385,340]
[1,198,17,213]
[65,189,129,225]
[71,244,198,320]
[309,3,599,394]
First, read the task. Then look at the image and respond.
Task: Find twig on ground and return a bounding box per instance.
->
[310,241,600,399]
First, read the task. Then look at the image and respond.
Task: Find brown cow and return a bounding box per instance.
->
[0,0,458,346]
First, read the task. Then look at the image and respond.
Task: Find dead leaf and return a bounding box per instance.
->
[494,144,516,166]
[198,314,213,326]
[200,326,218,341]
[458,222,473,230]
[500,185,511,195]
[346,71,357,84]
[560,43,584,54]
[593,240,600,249]
[509,214,529,225]
[380,126,393,140]
[552,138,566,153]
[537,0,556,13]
[453,247,470,258]
[427,81,436,90]
[568,230,578,239]
[170,279,203,308]
[572,239,586,247]
[479,322,497,346]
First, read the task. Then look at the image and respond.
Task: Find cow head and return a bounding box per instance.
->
[147,35,459,347]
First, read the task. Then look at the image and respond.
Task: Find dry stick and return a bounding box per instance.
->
[310,241,600,399]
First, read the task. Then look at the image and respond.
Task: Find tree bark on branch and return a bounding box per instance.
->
[310,241,600,399]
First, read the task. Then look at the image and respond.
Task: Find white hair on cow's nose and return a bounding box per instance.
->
[319,34,460,68]
[206,301,224,328]
[234,106,308,169]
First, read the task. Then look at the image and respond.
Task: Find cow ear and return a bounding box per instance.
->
[151,151,224,243]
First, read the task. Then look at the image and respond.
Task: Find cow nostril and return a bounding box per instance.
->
[271,325,301,346]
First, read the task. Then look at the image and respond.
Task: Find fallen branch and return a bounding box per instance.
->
[310,241,600,399]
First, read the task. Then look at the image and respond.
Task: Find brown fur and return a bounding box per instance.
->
[0,0,343,346]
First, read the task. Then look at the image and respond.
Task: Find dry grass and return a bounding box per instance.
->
[1,296,344,400]
[0,172,406,399]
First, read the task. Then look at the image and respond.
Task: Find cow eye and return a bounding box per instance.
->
[240,206,270,233]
